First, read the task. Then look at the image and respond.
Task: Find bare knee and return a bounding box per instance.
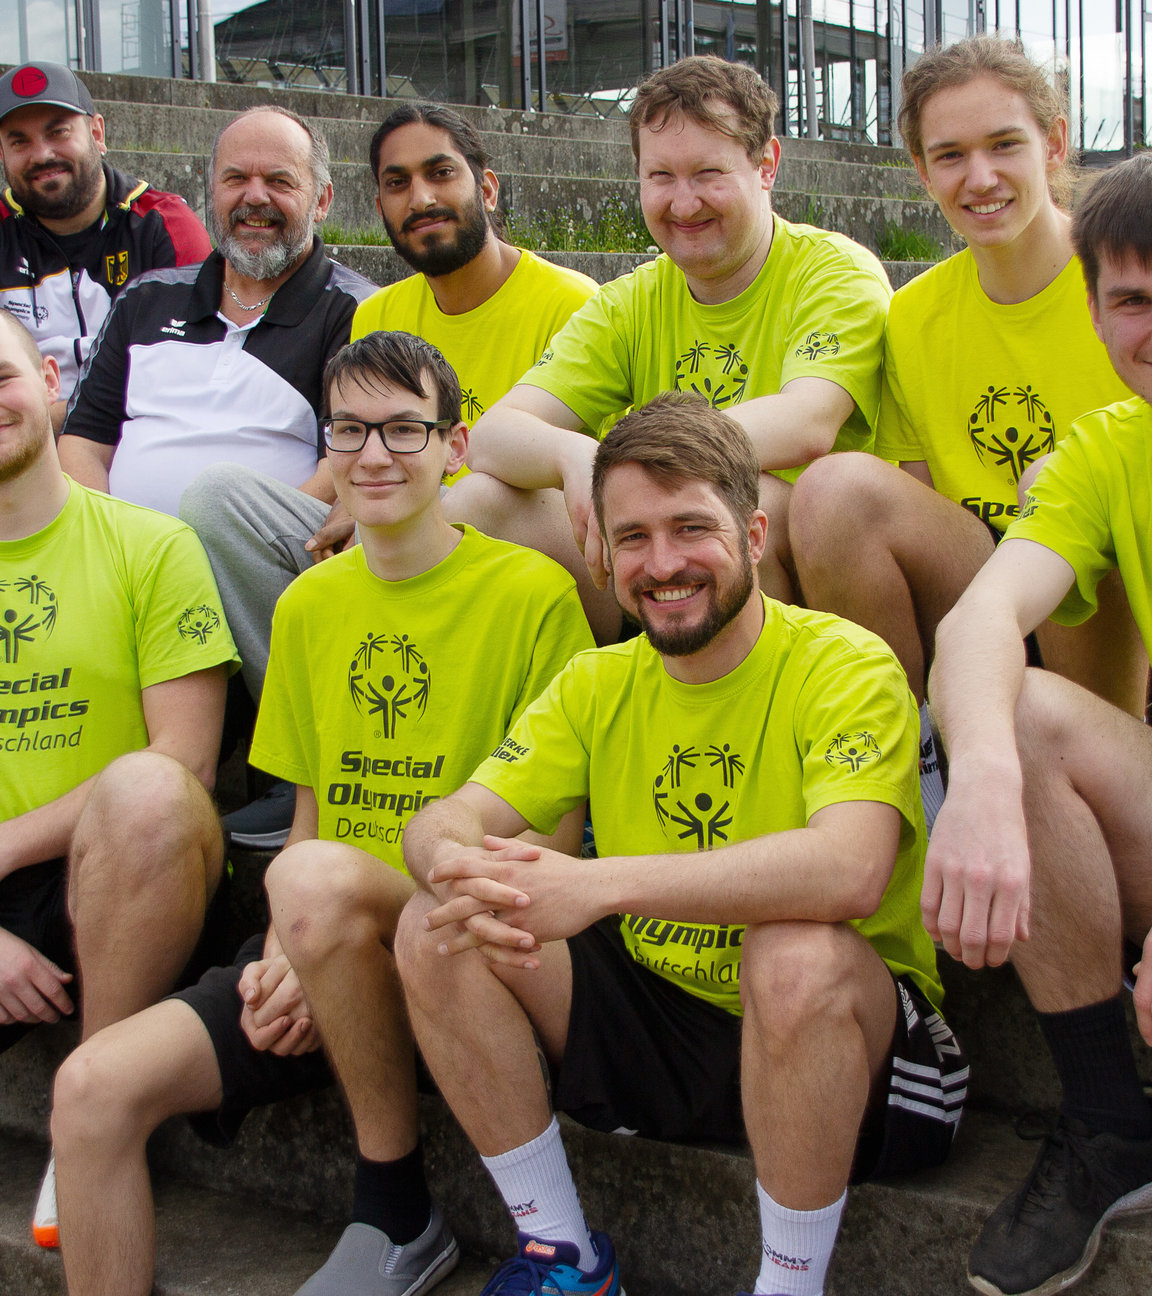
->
[72,753,218,881]
[394,892,457,1004]
[442,471,523,534]
[740,921,858,1036]
[266,842,388,963]
[790,453,896,559]
[52,1035,157,1154]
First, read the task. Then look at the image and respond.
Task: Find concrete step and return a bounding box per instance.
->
[79,67,918,166]
[0,1130,491,1296]
[95,101,925,200]
[103,148,950,263]
[325,243,933,292]
[5,1105,1152,1296]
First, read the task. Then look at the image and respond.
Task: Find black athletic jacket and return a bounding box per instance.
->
[0,161,211,394]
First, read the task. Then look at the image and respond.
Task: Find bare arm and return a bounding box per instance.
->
[57,434,114,492]
[925,539,1078,968]
[466,385,588,490]
[0,665,227,884]
[240,785,321,1056]
[424,799,901,968]
[728,376,856,472]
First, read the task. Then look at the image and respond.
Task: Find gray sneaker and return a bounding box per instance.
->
[295,1209,459,1296]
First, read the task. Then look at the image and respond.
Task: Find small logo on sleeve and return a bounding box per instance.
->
[177,605,221,644]
[824,731,881,772]
[795,330,840,360]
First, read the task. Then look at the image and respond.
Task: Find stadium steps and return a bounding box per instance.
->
[41,64,958,264]
[3,867,1152,1296]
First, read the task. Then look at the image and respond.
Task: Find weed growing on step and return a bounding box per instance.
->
[506,195,654,254]
[876,221,944,262]
[323,198,655,255]
[322,224,390,247]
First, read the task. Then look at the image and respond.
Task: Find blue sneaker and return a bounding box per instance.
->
[479,1231,624,1295]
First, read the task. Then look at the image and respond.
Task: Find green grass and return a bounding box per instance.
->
[505,196,655,254]
[322,223,390,246]
[323,200,656,254]
[876,221,944,262]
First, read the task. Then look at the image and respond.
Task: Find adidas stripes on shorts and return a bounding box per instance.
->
[557,917,967,1180]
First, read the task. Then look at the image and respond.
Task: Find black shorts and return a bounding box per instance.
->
[0,856,232,1055]
[169,932,333,1147]
[556,918,967,1182]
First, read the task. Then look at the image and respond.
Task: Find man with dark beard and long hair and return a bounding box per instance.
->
[397,391,966,1296]
[0,62,210,430]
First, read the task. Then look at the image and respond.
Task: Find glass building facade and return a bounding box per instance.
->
[2,0,1146,155]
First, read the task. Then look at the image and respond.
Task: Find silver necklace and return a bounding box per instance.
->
[224,281,274,312]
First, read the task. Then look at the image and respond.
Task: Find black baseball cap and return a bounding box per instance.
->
[0,63,96,124]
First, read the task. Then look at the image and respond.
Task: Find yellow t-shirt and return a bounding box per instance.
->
[351,249,598,484]
[250,525,593,870]
[0,480,238,820]
[878,250,1128,531]
[1006,396,1152,649]
[521,216,892,481]
[472,595,939,1015]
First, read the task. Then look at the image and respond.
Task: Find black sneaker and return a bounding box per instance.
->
[968,1117,1152,1295]
[222,780,295,849]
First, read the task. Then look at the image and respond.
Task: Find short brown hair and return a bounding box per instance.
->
[592,393,760,539]
[899,36,1072,207]
[324,330,461,427]
[1072,153,1152,299]
[629,55,778,168]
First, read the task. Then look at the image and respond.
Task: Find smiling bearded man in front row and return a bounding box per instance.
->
[396,392,967,1296]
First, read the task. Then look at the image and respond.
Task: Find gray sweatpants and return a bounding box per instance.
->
[180,463,328,701]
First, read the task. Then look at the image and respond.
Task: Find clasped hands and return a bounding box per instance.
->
[424,835,591,967]
[238,950,319,1057]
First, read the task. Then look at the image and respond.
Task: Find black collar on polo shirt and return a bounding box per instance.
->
[186,235,330,326]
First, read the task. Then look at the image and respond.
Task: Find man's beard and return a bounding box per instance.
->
[212,202,314,281]
[11,146,104,224]
[627,550,755,658]
[384,184,491,277]
[0,417,51,484]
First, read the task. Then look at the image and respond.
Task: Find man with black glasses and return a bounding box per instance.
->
[48,332,592,1296]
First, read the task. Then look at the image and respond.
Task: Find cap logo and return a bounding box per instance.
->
[12,68,49,98]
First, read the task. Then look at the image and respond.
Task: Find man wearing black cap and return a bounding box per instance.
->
[0,61,211,429]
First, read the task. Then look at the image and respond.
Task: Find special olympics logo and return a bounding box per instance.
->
[968,385,1055,484]
[0,575,57,664]
[674,340,750,408]
[177,605,221,644]
[824,731,881,772]
[348,631,431,738]
[795,330,840,360]
[651,742,745,849]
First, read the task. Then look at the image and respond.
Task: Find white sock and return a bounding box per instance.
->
[753,1181,845,1296]
[481,1117,596,1272]
[918,700,946,834]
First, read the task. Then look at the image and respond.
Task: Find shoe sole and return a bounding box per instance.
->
[31,1222,59,1249]
[967,1181,1152,1296]
[226,828,291,849]
[402,1235,460,1296]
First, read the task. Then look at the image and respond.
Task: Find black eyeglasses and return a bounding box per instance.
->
[321,418,453,454]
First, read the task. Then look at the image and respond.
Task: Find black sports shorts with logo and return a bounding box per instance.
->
[0,855,231,1055]
[168,932,333,1146]
[556,917,968,1182]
